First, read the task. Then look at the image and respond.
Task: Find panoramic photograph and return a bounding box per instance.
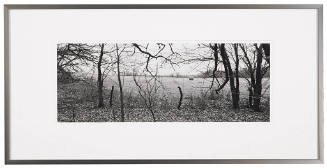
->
[57,43,270,122]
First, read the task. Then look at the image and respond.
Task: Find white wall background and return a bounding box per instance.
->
[0,0,325,168]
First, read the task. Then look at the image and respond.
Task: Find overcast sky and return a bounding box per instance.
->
[61,43,259,77]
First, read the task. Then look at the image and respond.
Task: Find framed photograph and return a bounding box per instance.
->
[4,4,323,164]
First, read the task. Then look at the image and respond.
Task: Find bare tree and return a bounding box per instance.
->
[239,43,270,111]
[57,43,95,82]
[175,43,241,109]
[240,44,256,107]
[97,43,105,107]
[253,44,264,111]
[218,43,239,109]
[92,44,117,108]
[209,44,229,93]
[133,73,159,122]
[233,44,240,106]
[116,44,126,121]
[132,43,178,77]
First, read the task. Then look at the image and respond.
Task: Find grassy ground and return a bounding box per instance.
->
[57,81,270,122]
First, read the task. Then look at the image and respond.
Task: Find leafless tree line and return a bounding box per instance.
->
[57,43,270,121]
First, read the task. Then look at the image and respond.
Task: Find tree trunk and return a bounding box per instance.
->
[109,86,114,107]
[116,44,125,121]
[212,43,229,94]
[233,44,240,106]
[248,87,253,108]
[177,86,183,110]
[219,44,239,109]
[146,94,156,122]
[97,44,104,108]
[253,44,264,111]
[148,106,156,122]
[262,43,270,64]
[240,44,256,109]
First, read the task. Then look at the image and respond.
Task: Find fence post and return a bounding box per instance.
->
[177,86,183,110]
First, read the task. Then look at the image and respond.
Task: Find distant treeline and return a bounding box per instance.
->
[122,68,270,78]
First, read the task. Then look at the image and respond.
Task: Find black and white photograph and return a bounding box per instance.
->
[6,4,323,164]
[57,43,270,122]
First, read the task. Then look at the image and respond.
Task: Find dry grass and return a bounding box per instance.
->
[58,81,270,122]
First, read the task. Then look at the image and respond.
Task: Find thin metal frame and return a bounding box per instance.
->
[4,4,324,164]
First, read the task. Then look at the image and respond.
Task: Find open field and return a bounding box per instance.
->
[104,76,270,98]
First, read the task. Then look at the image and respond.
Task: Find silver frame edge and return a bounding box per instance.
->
[3,4,324,164]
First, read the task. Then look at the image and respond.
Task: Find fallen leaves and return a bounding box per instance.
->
[58,82,269,122]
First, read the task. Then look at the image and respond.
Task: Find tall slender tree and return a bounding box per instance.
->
[116,44,125,121]
[233,44,240,107]
[97,43,105,107]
